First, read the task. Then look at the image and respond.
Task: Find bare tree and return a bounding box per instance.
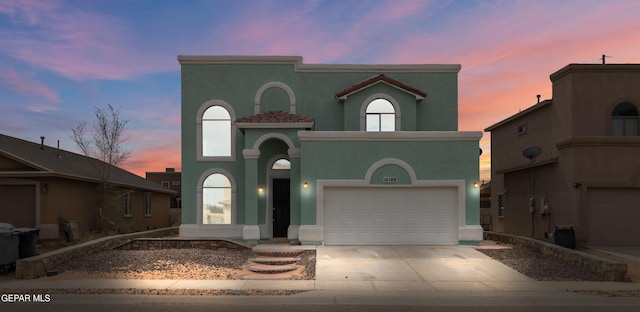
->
[72,104,131,233]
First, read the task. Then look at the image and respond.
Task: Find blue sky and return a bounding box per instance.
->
[1,0,640,180]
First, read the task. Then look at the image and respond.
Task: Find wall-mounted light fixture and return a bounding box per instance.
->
[573,182,582,189]
[473,181,479,188]
[303,181,309,189]
[258,185,264,193]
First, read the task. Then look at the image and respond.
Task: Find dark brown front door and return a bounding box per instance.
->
[272,179,290,237]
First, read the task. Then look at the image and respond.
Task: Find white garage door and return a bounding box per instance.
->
[324,187,457,245]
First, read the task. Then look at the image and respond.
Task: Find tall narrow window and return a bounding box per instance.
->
[144,192,152,216]
[202,106,231,156]
[203,173,232,224]
[366,99,395,132]
[123,192,132,216]
[612,102,639,136]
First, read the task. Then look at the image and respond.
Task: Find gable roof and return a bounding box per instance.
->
[484,100,553,132]
[335,74,427,100]
[236,111,315,129]
[0,133,173,194]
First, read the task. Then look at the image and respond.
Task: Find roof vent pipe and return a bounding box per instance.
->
[40,136,45,150]
[536,94,540,104]
[57,140,61,158]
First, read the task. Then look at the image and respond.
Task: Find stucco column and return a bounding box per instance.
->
[288,148,301,242]
[242,149,260,242]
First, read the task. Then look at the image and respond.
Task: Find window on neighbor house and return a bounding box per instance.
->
[366,99,395,132]
[161,181,170,188]
[498,194,505,217]
[202,106,231,156]
[144,192,152,216]
[123,192,132,216]
[612,102,639,136]
[202,173,232,224]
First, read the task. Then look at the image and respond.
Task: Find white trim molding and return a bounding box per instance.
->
[360,94,402,131]
[178,55,461,73]
[298,131,483,141]
[255,81,296,114]
[196,100,236,162]
[196,168,237,225]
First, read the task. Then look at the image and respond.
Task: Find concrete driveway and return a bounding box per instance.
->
[315,245,532,291]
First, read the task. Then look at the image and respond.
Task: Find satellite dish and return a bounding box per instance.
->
[522,146,542,160]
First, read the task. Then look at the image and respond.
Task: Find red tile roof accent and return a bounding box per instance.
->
[236,111,315,123]
[335,74,427,98]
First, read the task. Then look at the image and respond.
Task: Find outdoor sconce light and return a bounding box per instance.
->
[303,181,309,189]
[258,185,264,193]
[473,181,479,188]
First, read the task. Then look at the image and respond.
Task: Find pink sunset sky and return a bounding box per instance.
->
[1,0,640,181]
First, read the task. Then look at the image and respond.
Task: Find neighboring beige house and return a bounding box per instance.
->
[0,134,175,240]
[485,64,640,246]
[146,168,182,226]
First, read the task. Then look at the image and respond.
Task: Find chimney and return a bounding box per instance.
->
[40,136,45,150]
[166,168,175,173]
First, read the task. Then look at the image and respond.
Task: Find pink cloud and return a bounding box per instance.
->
[0,0,174,81]
[0,69,61,109]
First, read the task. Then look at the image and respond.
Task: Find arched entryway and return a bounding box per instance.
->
[268,156,291,237]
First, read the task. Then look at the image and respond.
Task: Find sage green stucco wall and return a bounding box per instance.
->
[299,139,480,225]
[180,58,463,227]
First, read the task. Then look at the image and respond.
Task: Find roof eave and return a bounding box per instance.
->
[237,122,315,129]
[484,100,552,132]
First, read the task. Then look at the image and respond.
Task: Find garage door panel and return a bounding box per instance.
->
[324,187,457,245]
[587,189,640,245]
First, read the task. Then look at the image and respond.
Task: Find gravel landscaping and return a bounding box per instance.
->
[475,243,608,282]
[2,241,638,297]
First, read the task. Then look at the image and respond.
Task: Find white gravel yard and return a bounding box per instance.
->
[49,248,316,281]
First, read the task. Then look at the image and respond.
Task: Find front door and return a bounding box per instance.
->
[272,178,290,237]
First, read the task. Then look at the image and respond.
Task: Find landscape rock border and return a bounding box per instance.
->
[484,232,627,281]
[15,227,179,279]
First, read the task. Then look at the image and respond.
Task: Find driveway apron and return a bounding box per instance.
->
[316,245,531,283]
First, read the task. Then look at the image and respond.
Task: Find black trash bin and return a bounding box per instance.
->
[554,226,576,249]
[0,223,19,273]
[15,227,40,259]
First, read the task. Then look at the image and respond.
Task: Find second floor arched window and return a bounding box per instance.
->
[612,102,639,136]
[366,99,395,132]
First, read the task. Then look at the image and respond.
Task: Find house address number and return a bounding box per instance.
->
[383,176,398,183]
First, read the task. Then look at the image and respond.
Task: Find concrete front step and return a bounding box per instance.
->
[250,256,301,265]
[253,249,304,257]
[245,263,300,274]
[236,273,296,280]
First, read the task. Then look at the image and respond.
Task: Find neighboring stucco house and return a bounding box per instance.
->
[0,134,174,240]
[485,64,640,245]
[179,55,483,245]
[146,168,182,226]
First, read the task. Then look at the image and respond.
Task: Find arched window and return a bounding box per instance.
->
[202,173,232,224]
[271,158,291,170]
[202,106,231,156]
[366,99,395,132]
[612,102,639,136]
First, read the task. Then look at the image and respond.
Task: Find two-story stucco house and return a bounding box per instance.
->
[178,55,483,245]
[485,64,640,246]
